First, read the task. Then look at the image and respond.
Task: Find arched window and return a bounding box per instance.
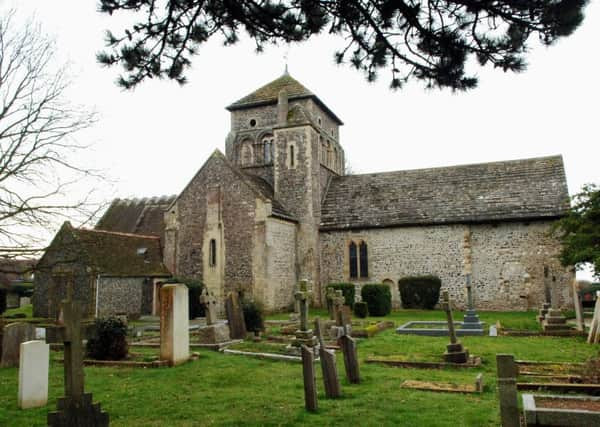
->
[241,141,253,166]
[359,241,368,278]
[209,239,217,267]
[349,241,358,279]
[262,135,274,164]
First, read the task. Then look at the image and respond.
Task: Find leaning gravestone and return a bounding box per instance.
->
[18,340,49,409]
[160,284,190,366]
[46,280,109,426]
[301,344,318,412]
[0,322,36,368]
[225,291,247,340]
[441,291,469,364]
[315,318,341,398]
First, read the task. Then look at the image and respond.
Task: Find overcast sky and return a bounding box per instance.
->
[4,1,599,276]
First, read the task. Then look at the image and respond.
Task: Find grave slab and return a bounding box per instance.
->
[18,340,49,409]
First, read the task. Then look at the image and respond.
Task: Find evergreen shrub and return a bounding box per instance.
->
[398,276,442,309]
[361,284,391,316]
[242,299,264,335]
[353,301,369,318]
[86,317,129,360]
[165,277,205,320]
[325,283,355,308]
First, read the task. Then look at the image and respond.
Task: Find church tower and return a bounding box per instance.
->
[225,72,344,298]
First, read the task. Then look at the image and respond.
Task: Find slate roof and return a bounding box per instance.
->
[242,172,295,221]
[226,73,344,125]
[69,224,170,277]
[320,156,569,230]
[96,196,176,241]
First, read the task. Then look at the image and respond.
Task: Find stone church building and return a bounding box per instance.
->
[154,73,572,312]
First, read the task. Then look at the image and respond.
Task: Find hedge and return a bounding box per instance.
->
[86,317,129,360]
[398,276,442,309]
[353,301,369,318]
[361,284,391,316]
[325,283,355,308]
[242,299,264,335]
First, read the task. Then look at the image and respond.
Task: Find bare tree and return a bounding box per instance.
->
[0,12,103,260]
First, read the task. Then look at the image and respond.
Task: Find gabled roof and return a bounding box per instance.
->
[172,150,296,222]
[96,195,176,241]
[226,73,344,125]
[320,156,569,230]
[38,222,170,277]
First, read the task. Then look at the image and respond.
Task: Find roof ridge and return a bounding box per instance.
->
[341,155,563,178]
[75,227,161,240]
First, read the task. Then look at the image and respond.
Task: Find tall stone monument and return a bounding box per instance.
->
[160,284,190,366]
[462,229,483,332]
[45,278,109,426]
[291,280,317,350]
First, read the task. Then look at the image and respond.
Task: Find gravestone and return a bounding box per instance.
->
[46,279,109,426]
[572,280,585,332]
[331,290,345,323]
[326,287,337,320]
[301,345,318,412]
[441,291,469,364]
[496,354,520,427]
[199,288,218,325]
[18,340,49,409]
[19,297,31,307]
[462,274,484,330]
[291,281,317,349]
[225,291,247,340]
[340,334,360,384]
[160,284,190,366]
[0,322,36,368]
[315,318,341,398]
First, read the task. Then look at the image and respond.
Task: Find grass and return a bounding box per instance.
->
[1,309,598,426]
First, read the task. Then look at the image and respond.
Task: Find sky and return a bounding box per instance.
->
[3,1,599,277]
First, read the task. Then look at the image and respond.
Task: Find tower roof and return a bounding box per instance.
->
[226,74,343,125]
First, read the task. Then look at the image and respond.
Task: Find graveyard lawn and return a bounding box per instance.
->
[1,309,598,426]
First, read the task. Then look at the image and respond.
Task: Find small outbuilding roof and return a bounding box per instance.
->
[39,223,171,277]
[320,155,570,230]
[226,73,343,125]
[96,195,176,241]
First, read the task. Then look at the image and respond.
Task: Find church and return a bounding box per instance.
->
[36,72,573,317]
[158,72,572,312]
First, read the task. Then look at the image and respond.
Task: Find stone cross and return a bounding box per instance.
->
[332,290,345,323]
[441,290,457,345]
[465,274,474,311]
[295,280,312,332]
[199,288,218,325]
[45,277,108,426]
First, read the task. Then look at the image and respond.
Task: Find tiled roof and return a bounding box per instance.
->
[242,173,295,221]
[72,226,170,277]
[226,73,343,125]
[320,156,569,230]
[96,196,176,241]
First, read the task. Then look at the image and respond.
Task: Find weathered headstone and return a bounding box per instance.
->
[340,334,360,384]
[160,284,190,366]
[587,291,600,344]
[199,288,218,325]
[19,296,31,307]
[301,345,318,412]
[0,322,36,368]
[496,354,520,427]
[331,290,345,323]
[292,281,317,349]
[441,290,469,364]
[315,318,341,398]
[46,279,109,426]
[225,291,247,340]
[18,340,49,409]
[572,280,585,332]
[326,287,337,320]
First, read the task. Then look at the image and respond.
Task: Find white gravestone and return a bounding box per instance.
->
[160,284,189,366]
[18,340,49,409]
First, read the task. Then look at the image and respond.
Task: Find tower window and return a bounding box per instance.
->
[249,119,256,127]
[209,239,217,267]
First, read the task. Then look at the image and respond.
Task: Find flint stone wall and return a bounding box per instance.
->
[97,277,147,318]
[319,220,572,311]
